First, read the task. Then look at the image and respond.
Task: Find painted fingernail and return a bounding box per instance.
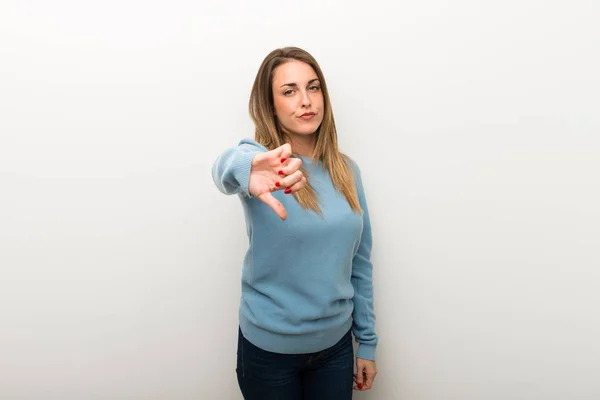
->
[278,170,284,175]
[358,383,363,389]
[275,182,280,187]
[281,158,286,163]
[284,188,291,194]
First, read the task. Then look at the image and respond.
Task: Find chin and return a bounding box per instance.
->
[295,123,321,136]
[280,120,322,137]
[296,128,318,136]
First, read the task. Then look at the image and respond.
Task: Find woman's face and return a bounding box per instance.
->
[271,60,324,137]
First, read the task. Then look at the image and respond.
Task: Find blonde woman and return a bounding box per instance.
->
[212,47,378,399]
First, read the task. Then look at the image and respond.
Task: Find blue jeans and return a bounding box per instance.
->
[236,327,355,400]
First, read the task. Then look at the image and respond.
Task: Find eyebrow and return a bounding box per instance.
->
[280,78,320,88]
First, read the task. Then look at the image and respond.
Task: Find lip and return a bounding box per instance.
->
[299,112,316,120]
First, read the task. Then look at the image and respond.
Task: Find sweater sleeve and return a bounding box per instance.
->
[211,139,266,197]
[350,162,379,361]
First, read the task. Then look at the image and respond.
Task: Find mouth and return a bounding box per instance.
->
[298,112,316,120]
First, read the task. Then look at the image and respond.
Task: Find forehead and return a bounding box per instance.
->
[272,60,318,84]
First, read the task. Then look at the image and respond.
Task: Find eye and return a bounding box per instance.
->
[283,89,294,96]
[308,85,321,92]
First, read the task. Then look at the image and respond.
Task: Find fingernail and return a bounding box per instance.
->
[281,158,286,163]
[275,182,280,187]
[358,383,363,389]
[278,170,284,175]
[284,188,291,194]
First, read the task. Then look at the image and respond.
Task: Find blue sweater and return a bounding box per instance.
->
[212,139,378,360]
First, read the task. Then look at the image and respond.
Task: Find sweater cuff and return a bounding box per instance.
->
[232,150,258,197]
[356,343,376,361]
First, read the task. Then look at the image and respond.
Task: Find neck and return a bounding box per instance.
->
[284,133,316,158]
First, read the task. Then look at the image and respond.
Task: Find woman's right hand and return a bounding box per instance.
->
[249,143,306,221]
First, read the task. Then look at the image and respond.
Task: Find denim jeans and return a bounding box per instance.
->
[236,327,355,400]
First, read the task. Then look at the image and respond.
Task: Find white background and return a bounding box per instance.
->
[1,1,599,399]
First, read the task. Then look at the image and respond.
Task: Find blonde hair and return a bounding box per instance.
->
[249,46,361,214]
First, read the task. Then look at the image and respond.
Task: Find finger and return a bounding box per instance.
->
[354,366,364,390]
[257,192,287,221]
[273,143,292,163]
[364,372,375,390]
[364,369,377,390]
[283,176,306,194]
[277,170,304,189]
[279,157,302,175]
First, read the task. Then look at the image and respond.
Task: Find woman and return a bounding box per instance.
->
[212,46,378,399]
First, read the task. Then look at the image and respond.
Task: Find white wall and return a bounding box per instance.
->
[1,1,599,399]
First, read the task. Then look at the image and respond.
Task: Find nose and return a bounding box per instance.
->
[300,89,311,108]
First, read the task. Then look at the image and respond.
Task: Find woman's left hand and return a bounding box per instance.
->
[353,358,377,391]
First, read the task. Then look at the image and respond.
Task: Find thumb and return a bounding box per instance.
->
[273,143,292,162]
[258,192,288,221]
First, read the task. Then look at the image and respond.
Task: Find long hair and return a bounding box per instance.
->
[248,47,361,214]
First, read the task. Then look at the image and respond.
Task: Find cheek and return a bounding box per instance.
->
[315,93,325,108]
[309,93,324,112]
[274,98,295,116]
